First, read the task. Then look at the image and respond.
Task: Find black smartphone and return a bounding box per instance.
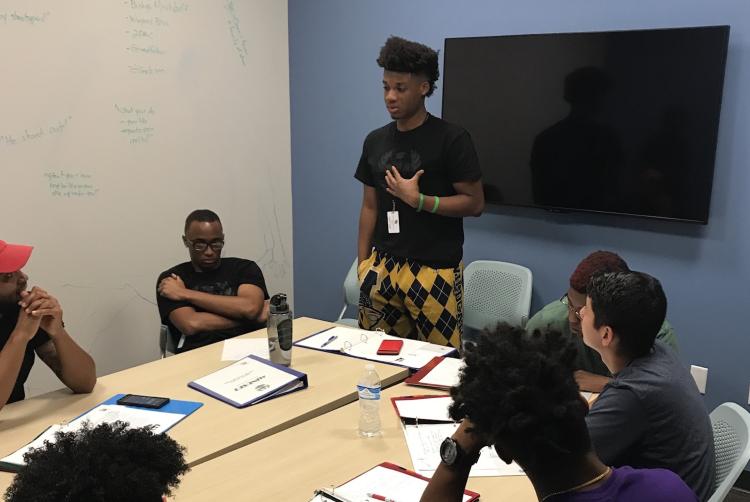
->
[116,394,170,409]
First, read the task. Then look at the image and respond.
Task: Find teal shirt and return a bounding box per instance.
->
[525,300,678,376]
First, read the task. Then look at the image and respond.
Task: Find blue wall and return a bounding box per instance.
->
[289,0,750,415]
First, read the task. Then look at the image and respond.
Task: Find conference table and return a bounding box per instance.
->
[0,318,410,493]
[172,382,537,501]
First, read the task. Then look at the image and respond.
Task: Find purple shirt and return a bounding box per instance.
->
[551,466,698,501]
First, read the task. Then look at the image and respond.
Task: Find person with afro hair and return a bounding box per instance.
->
[4,421,189,502]
[355,36,484,350]
[525,250,677,392]
[420,324,697,501]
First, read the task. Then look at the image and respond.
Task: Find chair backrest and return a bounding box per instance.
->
[159,324,179,358]
[159,324,169,357]
[463,260,533,332]
[708,402,750,502]
[343,258,360,309]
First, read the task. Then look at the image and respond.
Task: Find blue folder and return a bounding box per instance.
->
[97,394,203,428]
[0,394,203,473]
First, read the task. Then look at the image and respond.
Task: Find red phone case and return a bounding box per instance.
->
[377,339,404,355]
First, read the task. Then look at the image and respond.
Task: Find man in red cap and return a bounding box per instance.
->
[0,240,96,410]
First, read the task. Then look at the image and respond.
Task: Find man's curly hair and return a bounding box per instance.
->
[569,250,629,294]
[449,324,590,466]
[4,422,189,502]
[377,36,439,96]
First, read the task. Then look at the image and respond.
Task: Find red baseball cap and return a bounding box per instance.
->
[0,240,33,274]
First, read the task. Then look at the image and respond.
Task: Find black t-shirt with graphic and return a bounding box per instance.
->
[0,305,51,403]
[355,115,482,268]
[156,257,269,352]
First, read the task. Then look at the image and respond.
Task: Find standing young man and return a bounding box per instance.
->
[157,210,269,353]
[355,36,484,349]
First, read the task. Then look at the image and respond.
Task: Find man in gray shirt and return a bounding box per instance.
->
[579,271,715,501]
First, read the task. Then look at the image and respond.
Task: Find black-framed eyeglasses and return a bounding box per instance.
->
[184,238,224,252]
[560,293,584,320]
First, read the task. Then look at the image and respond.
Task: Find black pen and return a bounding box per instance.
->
[321,335,338,348]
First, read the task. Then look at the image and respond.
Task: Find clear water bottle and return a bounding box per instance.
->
[357,364,382,437]
[267,293,293,366]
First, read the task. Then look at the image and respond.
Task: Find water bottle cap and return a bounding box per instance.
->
[269,293,289,314]
[365,363,375,371]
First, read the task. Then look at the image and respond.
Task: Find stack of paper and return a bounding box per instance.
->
[391,395,525,478]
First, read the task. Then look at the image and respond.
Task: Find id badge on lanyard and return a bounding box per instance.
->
[387,200,400,234]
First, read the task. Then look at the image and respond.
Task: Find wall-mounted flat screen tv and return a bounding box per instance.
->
[442,26,730,224]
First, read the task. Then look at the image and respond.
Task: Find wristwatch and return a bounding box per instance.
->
[440,437,481,469]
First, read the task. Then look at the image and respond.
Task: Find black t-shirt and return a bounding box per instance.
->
[355,115,482,268]
[156,257,269,352]
[0,305,51,403]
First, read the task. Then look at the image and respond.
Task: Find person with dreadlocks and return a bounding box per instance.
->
[355,36,484,350]
[525,250,678,392]
[420,324,697,501]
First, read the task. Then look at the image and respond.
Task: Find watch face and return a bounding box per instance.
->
[440,437,458,465]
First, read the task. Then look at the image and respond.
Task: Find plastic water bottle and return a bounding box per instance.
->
[357,364,382,437]
[267,293,293,366]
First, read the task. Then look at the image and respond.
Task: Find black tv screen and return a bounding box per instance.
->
[442,26,730,224]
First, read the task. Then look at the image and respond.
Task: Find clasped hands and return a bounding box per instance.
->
[16,286,65,340]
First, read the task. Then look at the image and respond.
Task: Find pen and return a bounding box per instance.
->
[367,494,397,502]
[321,335,338,348]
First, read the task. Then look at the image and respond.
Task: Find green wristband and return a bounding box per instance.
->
[431,195,440,214]
[417,193,425,212]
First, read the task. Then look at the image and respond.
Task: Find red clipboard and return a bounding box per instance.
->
[404,356,462,390]
[390,394,452,422]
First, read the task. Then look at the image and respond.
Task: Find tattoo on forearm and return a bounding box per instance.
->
[36,342,63,379]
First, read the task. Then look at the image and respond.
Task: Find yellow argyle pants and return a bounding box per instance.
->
[357,249,463,349]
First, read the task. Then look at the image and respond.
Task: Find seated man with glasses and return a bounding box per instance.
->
[525,250,677,392]
[156,209,269,353]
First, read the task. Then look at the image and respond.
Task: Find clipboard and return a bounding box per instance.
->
[188,354,308,408]
[390,394,453,425]
[311,462,480,502]
[404,356,463,390]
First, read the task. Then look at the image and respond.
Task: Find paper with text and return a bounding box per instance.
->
[403,423,525,477]
[296,326,454,369]
[335,464,474,502]
[0,404,185,468]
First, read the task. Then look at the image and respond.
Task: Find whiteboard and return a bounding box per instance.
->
[0,0,293,397]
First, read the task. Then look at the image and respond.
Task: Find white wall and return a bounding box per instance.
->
[1,0,293,396]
